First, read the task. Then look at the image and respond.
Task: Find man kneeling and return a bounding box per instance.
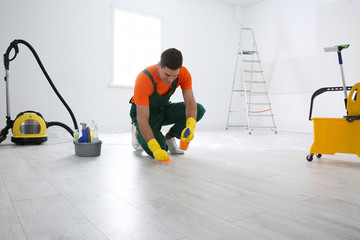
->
[129,48,205,163]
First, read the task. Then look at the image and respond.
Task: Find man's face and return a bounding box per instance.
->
[158,65,180,85]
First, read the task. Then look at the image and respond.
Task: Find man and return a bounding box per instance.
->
[129,48,205,163]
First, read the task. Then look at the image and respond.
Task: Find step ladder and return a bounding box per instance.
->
[226,28,277,134]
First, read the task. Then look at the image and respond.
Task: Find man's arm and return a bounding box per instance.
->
[137,104,169,162]
[182,89,197,119]
[136,105,154,143]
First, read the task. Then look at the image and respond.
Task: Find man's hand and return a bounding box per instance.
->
[147,138,170,162]
[181,117,197,143]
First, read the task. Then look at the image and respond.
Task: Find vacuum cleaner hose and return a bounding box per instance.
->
[0,125,10,143]
[47,121,74,136]
[3,40,79,134]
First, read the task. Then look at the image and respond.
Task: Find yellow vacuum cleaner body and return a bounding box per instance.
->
[11,111,47,145]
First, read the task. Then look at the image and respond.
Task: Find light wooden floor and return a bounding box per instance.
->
[0,129,360,240]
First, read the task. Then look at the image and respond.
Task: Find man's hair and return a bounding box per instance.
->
[160,48,183,70]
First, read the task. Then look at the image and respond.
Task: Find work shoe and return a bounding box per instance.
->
[166,138,184,154]
[132,124,143,151]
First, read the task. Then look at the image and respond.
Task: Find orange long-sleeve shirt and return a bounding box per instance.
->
[132,65,192,105]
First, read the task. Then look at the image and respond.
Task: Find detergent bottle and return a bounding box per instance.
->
[93,124,99,143]
[78,123,89,143]
[180,128,190,150]
[73,129,79,143]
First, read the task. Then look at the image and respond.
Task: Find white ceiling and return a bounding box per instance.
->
[213,0,266,7]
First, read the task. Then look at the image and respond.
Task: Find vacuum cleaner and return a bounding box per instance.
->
[0,39,78,145]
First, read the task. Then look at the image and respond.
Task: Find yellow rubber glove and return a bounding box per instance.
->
[181,117,197,143]
[147,138,170,162]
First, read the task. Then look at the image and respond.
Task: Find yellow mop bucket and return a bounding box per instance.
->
[307,83,360,161]
[309,118,360,159]
[307,45,360,161]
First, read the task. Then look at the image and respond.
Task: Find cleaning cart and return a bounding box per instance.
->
[307,44,360,162]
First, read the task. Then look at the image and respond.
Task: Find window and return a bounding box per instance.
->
[111,9,161,87]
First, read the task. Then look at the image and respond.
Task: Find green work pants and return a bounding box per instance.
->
[130,102,205,157]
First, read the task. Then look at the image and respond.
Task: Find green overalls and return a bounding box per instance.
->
[130,69,205,157]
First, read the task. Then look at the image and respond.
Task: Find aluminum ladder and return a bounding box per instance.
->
[226,28,277,134]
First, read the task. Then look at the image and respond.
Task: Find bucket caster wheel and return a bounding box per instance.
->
[316,154,322,158]
[306,154,314,162]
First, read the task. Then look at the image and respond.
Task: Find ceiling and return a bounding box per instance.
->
[213,0,266,7]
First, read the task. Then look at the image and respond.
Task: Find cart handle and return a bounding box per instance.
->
[309,86,352,120]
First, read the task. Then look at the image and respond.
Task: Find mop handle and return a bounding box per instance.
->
[338,52,348,100]
[324,44,350,108]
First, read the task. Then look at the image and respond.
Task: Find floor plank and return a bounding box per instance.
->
[0,130,359,239]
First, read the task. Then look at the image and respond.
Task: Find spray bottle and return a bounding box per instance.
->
[73,129,79,143]
[78,123,89,143]
[90,120,95,142]
[86,125,91,142]
[180,128,190,150]
[93,123,99,143]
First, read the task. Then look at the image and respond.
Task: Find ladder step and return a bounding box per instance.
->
[229,110,246,112]
[240,50,257,55]
[232,90,270,95]
[227,124,248,128]
[248,114,273,117]
[244,70,263,73]
[249,126,277,129]
[248,92,268,95]
[232,90,269,95]
[248,103,271,105]
[245,80,265,83]
[243,60,261,63]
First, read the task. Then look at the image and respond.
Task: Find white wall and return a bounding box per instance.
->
[244,0,360,132]
[0,0,239,133]
[3,0,357,134]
